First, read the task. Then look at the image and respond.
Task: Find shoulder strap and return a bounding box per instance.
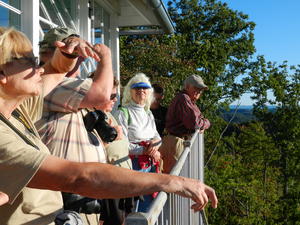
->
[119,107,131,125]
[12,109,37,136]
[0,111,40,150]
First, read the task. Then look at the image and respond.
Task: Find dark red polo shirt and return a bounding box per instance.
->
[165,91,210,136]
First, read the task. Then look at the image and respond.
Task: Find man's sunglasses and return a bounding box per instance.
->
[110,93,117,100]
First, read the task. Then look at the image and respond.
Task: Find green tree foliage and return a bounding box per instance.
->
[120,0,300,224]
[120,0,256,109]
[206,122,281,225]
[194,111,272,224]
[120,35,195,102]
[206,57,300,224]
[248,60,300,224]
[168,0,255,102]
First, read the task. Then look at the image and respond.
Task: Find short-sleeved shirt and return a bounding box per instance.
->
[35,78,107,163]
[166,91,210,136]
[0,95,63,225]
[105,112,132,169]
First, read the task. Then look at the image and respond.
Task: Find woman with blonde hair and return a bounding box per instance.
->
[115,73,162,212]
[0,26,100,224]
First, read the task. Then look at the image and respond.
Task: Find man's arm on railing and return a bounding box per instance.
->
[166,175,218,211]
[28,155,218,211]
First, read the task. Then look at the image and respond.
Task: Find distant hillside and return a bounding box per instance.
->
[219,105,277,123]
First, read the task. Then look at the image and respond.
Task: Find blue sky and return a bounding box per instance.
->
[221,0,300,105]
[222,0,300,67]
[163,0,300,105]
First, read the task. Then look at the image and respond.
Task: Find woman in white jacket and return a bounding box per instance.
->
[115,73,161,212]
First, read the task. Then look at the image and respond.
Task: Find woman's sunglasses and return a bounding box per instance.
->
[12,56,39,68]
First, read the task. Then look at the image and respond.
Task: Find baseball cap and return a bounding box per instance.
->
[184,74,208,90]
[39,27,78,53]
[130,82,152,89]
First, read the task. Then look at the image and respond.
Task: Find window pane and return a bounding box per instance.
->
[40,21,52,33]
[93,1,103,44]
[40,0,64,27]
[63,0,77,21]
[1,0,20,9]
[53,0,76,28]
[0,0,21,29]
[103,10,110,46]
[40,0,77,29]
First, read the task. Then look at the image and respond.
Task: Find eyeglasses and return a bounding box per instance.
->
[132,87,149,90]
[12,56,39,68]
[110,93,117,100]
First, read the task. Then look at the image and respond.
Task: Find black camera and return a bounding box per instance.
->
[83,110,118,143]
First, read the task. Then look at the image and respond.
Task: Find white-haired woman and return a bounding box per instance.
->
[115,73,161,212]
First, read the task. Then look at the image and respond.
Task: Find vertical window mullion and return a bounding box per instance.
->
[21,0,39,56]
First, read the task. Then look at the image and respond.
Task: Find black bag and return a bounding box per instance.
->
[100,198,135,225]
[62,192,101,214]
[55,210,83,225]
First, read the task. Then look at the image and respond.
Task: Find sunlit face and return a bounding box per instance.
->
[101,87,118,112]
[40,49,80,78]
[185,84,203,102]
[130,87,150,105]
[1,55,44,97]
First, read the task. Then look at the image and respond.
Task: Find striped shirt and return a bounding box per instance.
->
[35,78,107,163]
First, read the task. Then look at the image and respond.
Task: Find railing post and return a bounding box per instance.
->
[199,133,204,225]
[125,212,148,225]
[199,133,204,183]
[124,130,206,225]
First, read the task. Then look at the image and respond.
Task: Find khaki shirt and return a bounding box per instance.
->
[105,113,132,169]
[0,95,63,225]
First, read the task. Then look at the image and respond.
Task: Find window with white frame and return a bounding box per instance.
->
[39,0,77,38]
[90,0,110,46]
[1,0,112,77]
[39,0,95,76]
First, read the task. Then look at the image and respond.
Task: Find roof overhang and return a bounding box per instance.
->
[117,0,174,35]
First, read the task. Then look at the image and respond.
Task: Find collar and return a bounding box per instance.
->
[129,100,146,108]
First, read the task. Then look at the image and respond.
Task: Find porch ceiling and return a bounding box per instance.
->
[118,0,174,34]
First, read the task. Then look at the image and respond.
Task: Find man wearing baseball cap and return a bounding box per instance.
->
[159,74,211,173]
[39,27,78,63]
[36,27,113,225]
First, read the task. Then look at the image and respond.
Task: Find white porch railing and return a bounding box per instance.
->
[125,130,206,225]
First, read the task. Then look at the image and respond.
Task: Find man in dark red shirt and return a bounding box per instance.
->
[160,74,210,173]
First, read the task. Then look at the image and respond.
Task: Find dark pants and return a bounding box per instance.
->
[100,198,134,225]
